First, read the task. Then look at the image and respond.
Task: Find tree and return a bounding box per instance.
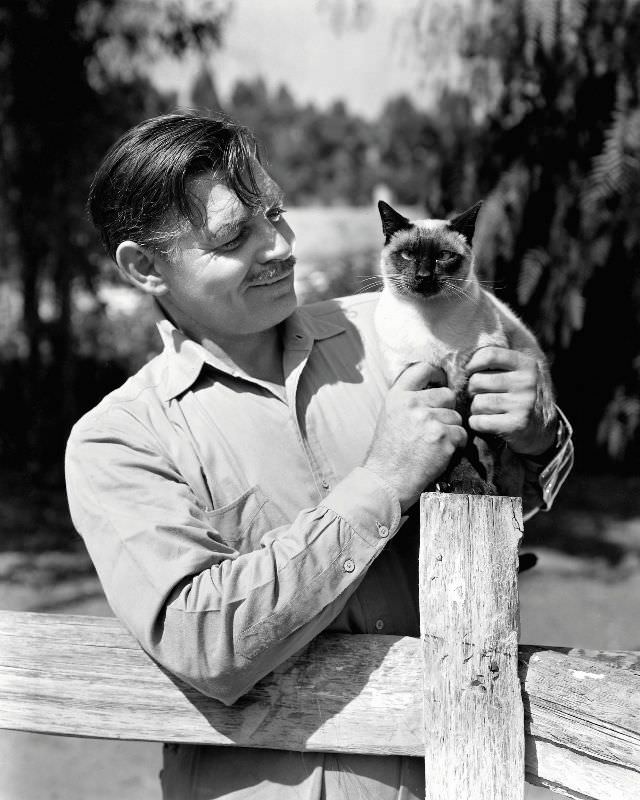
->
[479,0,640,468]
[225,79,375,205]
[0,0,226,472]
[191,62,223,112]
[405,0,640,468]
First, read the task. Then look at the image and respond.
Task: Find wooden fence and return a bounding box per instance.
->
[1,494,639,799]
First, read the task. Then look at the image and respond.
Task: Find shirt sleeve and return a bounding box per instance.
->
[65,409,402,706]
[521,406,574,522]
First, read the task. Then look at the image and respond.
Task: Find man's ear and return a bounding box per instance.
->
[115,241,168,296]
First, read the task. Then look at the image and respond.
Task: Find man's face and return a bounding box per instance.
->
[153,165,297,343]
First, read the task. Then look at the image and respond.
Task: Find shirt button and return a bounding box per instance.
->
[376,522,389,538]
[343,558,355,573]
[321,479,330,490]
[375,619,384,631]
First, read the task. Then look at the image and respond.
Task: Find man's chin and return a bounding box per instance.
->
[245,294,297,336]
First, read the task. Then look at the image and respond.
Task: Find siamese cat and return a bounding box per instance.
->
[374,199,555,497]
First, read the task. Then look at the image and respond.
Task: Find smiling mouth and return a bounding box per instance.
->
[251,271,292,286]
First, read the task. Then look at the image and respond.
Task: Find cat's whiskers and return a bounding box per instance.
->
[442,280,476,303]
[356,274,388,293]
[448,276,502,290]
[360,275,406,289]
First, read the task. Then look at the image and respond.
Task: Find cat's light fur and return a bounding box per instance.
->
[374,207,555,426]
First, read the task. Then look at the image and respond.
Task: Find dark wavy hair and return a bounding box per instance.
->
[88,112,263,261]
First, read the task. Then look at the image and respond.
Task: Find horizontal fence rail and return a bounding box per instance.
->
[1,610,639,799]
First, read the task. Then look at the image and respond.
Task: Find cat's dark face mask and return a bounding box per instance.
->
[378,200,482,299]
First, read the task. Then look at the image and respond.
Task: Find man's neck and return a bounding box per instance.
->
[160,308,284,388]
[200,325,285,386]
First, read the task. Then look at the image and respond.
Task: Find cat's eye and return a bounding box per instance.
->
[400,251,412,261]
[437,250,456,262]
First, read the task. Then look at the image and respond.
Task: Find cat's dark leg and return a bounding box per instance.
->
[436,386,500,495]
[429,387,537,572]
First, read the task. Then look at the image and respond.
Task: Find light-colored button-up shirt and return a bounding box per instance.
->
[65,292,573,800]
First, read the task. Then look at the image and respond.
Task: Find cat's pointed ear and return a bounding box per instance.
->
[378,200,412,243]
[449,201,483,245]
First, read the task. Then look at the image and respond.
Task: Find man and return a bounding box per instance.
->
[66,112,573,799]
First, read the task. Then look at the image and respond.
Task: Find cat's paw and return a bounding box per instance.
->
[445,477,497,495]
[442,458,497,495]
[518,552,538,573]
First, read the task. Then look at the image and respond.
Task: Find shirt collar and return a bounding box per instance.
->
[158,305,345,401]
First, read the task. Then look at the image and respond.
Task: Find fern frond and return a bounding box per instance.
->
[567,286,585,332]
[473,164,532,279]
[597,387,640,461]
[523,0,586,50]
[518,247,548,305]
[523,0,558,50]
[588,236,611,267]
[583,81,640,210]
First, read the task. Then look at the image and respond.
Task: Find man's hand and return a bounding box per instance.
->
[466,347,557,457]
[365,362,467,512]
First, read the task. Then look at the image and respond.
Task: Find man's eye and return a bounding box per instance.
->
[437,250,456,261]
[217,230,247,251]
[267,206,287,223]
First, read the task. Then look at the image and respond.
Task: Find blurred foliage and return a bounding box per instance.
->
[225,79,376,205]
[473,0,640,469]
[0,0,226,477]
[189,73,480,213]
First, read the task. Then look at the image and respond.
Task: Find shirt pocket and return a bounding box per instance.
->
[204,486,290,555]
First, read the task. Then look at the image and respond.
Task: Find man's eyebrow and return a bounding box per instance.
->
[266,189,286,206]
[202,190,286,242]
[206,210,253,241]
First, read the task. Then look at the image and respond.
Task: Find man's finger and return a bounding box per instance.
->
[393,361,447,391]
[470,392,510,415]
[465,346,522,375]
[469,411,518,434]
[468,371,515,395]
[425,407,463,425]
[450,424,468,449]
[419,387,457,409]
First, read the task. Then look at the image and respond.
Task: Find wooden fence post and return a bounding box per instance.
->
[419,493,525,800]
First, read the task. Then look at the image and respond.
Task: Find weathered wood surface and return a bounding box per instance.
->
[1,611,639,798]
[520,646,640,799]
[0,612,422,753]
[419,493,525,799]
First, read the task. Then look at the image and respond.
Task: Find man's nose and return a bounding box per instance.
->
[255,216,295,262]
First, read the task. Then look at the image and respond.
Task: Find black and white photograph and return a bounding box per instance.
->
[0,1,639,798]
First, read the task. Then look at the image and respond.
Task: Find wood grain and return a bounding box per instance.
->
[419,493,525,799]
[1,611,638,798]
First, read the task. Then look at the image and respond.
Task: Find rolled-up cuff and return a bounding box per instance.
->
[320,466,402,547]
[521,406,574,519]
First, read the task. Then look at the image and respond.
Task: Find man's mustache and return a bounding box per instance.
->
[251,256,296,284]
